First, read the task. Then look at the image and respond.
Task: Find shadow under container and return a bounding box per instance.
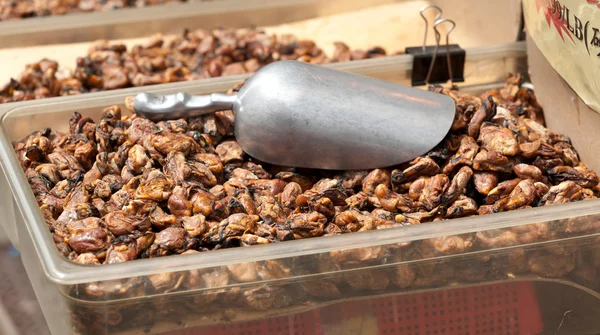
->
[2,42,600,335]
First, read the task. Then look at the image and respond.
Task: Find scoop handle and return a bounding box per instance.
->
[133,92,237,121]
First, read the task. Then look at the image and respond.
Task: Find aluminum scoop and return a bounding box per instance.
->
[133,60,455,170]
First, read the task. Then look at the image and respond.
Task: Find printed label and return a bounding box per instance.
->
[523,0,600,113]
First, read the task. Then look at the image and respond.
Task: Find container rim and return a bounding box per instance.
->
[0,41,570,287]
[0,0,374,32]
[0,0,401,49]
[0,0,307,42]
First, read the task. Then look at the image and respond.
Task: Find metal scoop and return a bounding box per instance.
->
[133,60,455,170]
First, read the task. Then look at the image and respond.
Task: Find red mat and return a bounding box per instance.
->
[162,281,543,335]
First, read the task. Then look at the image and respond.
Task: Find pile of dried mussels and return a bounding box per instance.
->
[14,74,600,269]
[0,0,187,21]
[0,28,394,104]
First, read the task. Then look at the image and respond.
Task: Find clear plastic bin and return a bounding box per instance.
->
[0,0,407,48]
[0,0,521,50]
[4,41,600,335]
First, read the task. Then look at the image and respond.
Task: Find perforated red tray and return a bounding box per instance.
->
[165,311,323,335]
[162,282,543,335]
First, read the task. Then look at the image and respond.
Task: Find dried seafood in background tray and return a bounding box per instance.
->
[0,0,190,21]
[0,28,396,104]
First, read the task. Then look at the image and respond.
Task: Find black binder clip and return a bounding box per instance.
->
[405,6,465,87]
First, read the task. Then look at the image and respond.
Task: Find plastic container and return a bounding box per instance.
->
[3,41,600,335]
[0,0,404,49]
[0,0,522,50]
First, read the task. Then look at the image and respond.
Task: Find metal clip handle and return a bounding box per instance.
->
[425,18,456,86]
[419,5,443,52]
[133,92,237,121]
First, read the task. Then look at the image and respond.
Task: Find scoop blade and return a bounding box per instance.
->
[234,60,455,170]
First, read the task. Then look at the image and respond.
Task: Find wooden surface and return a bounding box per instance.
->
[0,0,521,84]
